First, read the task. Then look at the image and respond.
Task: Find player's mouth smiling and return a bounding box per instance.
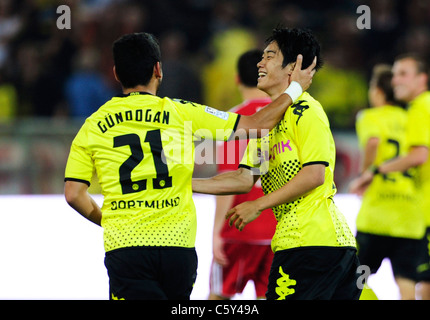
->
[258,71,267,80]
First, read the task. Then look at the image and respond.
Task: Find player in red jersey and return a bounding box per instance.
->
[209,50,277,300]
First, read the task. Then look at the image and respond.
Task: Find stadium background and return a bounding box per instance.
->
[0,0,428,299]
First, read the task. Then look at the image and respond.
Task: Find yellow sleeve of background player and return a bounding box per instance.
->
[355,109,381,149]
[64,123,94,186]
[406,103,430,148]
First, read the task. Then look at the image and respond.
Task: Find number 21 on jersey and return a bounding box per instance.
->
[113,130,172,195]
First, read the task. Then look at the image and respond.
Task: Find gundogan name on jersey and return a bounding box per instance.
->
[98,109,170,133]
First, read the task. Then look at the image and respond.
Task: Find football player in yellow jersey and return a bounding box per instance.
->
[193,27,360,300]
[352,65,425,300]
[351,54,430,299]
[64,32,316,300]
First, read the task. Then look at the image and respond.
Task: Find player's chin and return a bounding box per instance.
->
[393,87,409,102]
[257,78,267,90]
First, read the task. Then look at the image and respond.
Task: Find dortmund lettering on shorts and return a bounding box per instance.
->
[275,266,296,300]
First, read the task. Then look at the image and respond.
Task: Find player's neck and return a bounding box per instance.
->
[122,85,155,96]
[122,77,160,96]
[265,82,291,101]
[411,87,428,101]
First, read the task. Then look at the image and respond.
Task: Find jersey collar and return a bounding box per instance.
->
[116,91,153,97]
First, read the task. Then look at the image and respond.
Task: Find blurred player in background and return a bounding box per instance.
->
[352,64,425,300]
[350,54,430,299]
[194,27,360,300]
[63,32,315,300]
[209,49,277,300]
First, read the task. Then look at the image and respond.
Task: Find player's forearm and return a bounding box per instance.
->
[68,194,102,226]
[361,137,379,172]
[214,195,234,234]
[378,146,428,174]
[192,168,255,195]
[65,181,102,226]
[254,164,325,211]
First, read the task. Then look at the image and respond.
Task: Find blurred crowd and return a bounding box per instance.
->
[0,0,429,129]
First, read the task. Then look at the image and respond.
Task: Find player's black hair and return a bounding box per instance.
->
[237,49,263,87]
[266,27,323,71]
[371,64,396,104]
[113,32,161,88]
[395,53,429,75]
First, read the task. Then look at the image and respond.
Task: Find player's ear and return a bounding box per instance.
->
[154,62,163,80]
[418,72,428,88]
[235,73,241,86]
[113,66,120,83]
[287,62,295,76]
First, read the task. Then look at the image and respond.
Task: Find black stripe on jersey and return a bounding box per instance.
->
[238,163,261,175]
[302,161,329,167]
[64,177,91,186]
[226,114,242,141]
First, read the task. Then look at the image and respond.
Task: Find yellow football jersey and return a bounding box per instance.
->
[240,92,356,252]
[65,92,240,252]
[355,105,425,239]
[406,91,430,226]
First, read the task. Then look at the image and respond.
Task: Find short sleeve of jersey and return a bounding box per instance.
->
[239,138,258,167]
[239,137,269,175]
[64,123,93,185]
[173,99,240,141]
[356,109,381,149]
[406,102,430,148]
[295,102,331,167]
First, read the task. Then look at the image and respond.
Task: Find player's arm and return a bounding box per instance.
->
[349,145,428,194]
[236,55,317,137]
[192,167,259,195]
[348,136,379,195]
[64,180,102,226]
[361,137,379,172]
[226,164,325,231]
[377,145,428,174]
[212,195,234,266]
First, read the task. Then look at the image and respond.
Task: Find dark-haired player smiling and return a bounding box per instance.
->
[193,27,360,300]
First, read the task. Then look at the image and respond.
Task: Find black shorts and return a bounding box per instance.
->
[104,246,197,300]
[266,247,361,300]
[356,231,423,281]
[417,227,430,282]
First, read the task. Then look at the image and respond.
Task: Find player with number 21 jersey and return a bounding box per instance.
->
[65,92,239,252]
